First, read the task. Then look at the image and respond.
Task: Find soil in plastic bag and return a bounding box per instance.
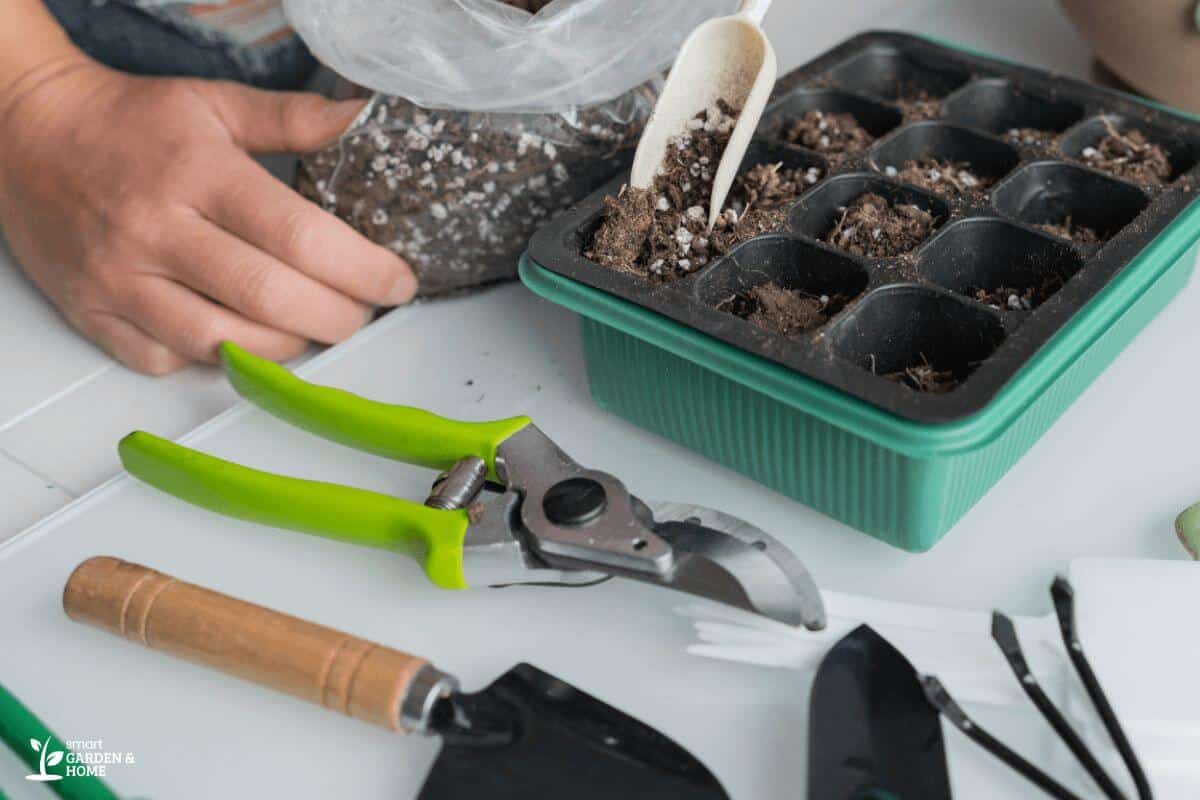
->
[296,82,658,296]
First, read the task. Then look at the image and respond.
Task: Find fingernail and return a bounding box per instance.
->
[385,268,418,305]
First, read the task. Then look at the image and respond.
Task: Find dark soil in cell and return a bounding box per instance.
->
[1078,121,1171,186]
[879,354,959,393]
[588,187,656,271]
[784,110,873,158]
[716,283,843,335]
[587,102,736,279]
[825,193,936,257]
[973,272,1064,311]
[1035,216,1101,243]
[588,103,817,281]
[897,90,942,121]
[1005,127,1056,147]
[888,158,991,197]
[973,285,1035,311]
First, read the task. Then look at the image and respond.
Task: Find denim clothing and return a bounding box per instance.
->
[42,0,317,90]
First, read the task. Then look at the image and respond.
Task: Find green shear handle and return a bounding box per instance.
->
[117,342,533,590]
[220,341,530,482]
[119,432,473,588]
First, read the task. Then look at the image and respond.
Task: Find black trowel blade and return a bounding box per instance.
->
[808,625,952,800]
[419,663,728,800]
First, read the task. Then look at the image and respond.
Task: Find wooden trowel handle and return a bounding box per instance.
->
[63,557,456,734]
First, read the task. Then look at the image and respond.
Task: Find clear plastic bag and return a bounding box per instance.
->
[295,79,661,295]
[282,0,737,113]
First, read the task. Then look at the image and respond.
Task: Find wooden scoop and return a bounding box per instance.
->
[630,0,776,231]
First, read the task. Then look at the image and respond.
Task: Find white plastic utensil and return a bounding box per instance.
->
[630,0,776,231]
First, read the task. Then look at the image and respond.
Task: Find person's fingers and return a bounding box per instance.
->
[117,274,313,364]
[194,80,366,154]
[163,217,371,344]
[203,157,416,306]
[73,310,191,376]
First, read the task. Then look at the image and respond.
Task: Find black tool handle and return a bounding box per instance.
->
[992,612,1128,800]
[1052,577,1153,800]
[922,676,1083,800]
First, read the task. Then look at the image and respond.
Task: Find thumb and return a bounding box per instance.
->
[197,81,366,154]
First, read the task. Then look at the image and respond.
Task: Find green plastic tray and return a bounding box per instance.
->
[520,228,1196,549]
[519,34,1200,551]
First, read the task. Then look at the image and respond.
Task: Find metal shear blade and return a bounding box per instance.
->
[464,498,824,630]
[495,425,824,629]
[648,502,826,631]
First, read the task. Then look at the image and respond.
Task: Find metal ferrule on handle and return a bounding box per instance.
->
[62,557,455,735]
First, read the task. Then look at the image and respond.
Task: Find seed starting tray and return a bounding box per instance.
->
[522,32,1200,550]
[527,32,1200,423]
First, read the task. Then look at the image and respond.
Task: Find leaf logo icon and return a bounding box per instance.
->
[25,736,64,782]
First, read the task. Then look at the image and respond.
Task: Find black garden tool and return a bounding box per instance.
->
[922,577,1152,800]
[808,624,953,800]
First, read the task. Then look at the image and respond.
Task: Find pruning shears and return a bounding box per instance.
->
[119,343,825,629]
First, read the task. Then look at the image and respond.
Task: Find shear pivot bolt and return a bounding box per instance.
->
[543,478,607,526]
[426,457,487,511]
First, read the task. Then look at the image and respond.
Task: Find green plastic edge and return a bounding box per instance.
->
[1175,500,1200,559]
[519,33,1200,459]
[0,681,121,800]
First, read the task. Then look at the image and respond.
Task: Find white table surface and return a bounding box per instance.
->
[2,1,1197,798]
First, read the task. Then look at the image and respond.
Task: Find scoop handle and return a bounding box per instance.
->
[63,557,452,733]
[738,0,772,24]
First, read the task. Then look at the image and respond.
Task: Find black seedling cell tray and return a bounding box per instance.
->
[527,32,1200,422]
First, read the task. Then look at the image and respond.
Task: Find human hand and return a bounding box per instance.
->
[0,60,416,375]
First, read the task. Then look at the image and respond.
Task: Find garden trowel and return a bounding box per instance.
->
[808,625,952,800]
[63,557,728,800]
[631,0,775,231]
